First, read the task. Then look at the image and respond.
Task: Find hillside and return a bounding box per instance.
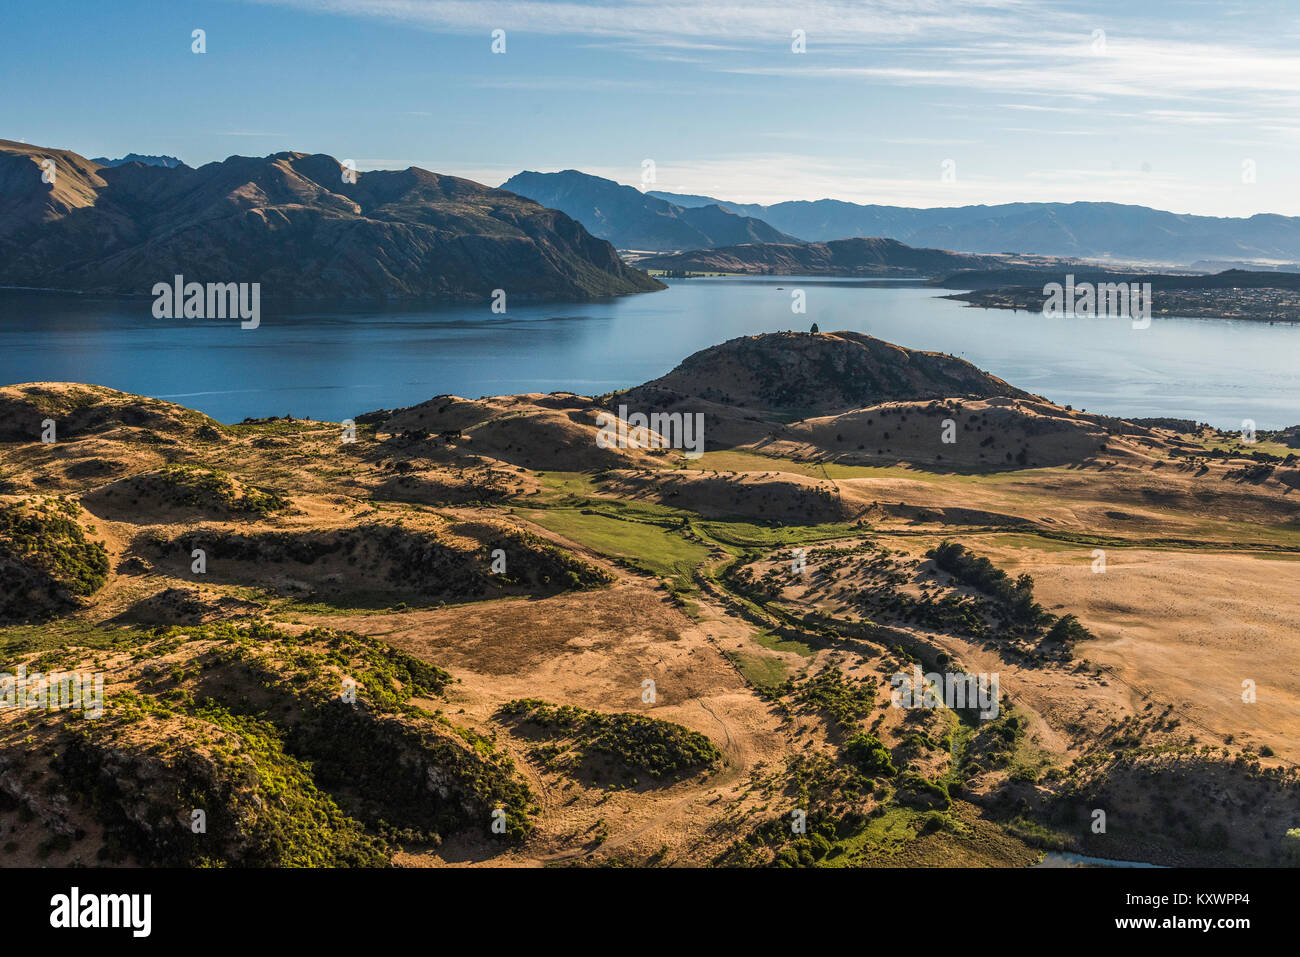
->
[637,237,1003,277]
[0,141,663,301]
[648,191,1300,265]
[617,330,1030,417]
[500,169,800,251]
[4,332,1300,869]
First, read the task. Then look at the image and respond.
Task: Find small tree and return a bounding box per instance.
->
[1284,828,1300,863]
[810,322,820,334]
[844,732,895,777]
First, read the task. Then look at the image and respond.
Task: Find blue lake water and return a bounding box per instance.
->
[0,277,1295,427]
[1034,851,1163,868]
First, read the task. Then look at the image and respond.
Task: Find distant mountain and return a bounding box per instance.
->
[1189,259,1300,273]
[500,170,801,251]
[646,190,773,220]
[644,189,738,210]
[91,153,185,168]
[638,237,1003,277]
[647,191,1300,265]
[0,141,663,301]
[934,266,1300,291]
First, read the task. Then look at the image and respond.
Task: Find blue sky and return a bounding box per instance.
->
[6,0,1300,215]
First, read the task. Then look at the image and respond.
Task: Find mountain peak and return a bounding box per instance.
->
[90,152,185,169]
[0,141,664,301]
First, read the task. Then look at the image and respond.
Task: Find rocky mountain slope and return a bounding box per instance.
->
[0,141,663,301]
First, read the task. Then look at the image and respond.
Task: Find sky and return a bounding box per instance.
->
[6,0,1300,216]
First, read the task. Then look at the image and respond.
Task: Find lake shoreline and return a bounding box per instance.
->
[944,289,1300,325]
[3,278,1297,428]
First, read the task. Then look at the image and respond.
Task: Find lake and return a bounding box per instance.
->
[1034,851,1163,868]
[0,277,1296,428]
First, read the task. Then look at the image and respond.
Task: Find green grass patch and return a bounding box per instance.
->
[695,519,860,549]
[826,806,923,861]
[1192,436,1294,458]
[528,471,605,502]
[727,651,790,692]
[0,620,143,659]
[753,629,815,658]
[514,507,711,592]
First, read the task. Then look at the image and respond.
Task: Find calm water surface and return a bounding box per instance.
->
[0,278,1295,427]
[1034,851,1163,868]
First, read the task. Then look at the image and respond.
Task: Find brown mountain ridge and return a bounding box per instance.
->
[0,140,664,302]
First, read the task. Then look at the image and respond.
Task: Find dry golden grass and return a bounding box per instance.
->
[2,370,1296,867]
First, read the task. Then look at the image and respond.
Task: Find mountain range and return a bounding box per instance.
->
[500,170,801,252]
[90,153,185,169]
[648,189,1300,266]
[13,143,1300,300]
[0,141,662,301]
[637,237,1004,277]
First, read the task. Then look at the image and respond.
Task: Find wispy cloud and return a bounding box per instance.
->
[246,0,1037,46]
[721,35,1300,121]
[235,0,1300,214]
[246,1,1300,116]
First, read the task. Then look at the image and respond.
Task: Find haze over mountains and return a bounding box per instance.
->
[501,170,801,252]
[0,141,661,301]
[492,168,1300,265]
[649,189,1300,266]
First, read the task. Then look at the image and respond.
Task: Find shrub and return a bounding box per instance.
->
[498,699,721,779]
[843,732,896,777]
[895,772,951,810]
